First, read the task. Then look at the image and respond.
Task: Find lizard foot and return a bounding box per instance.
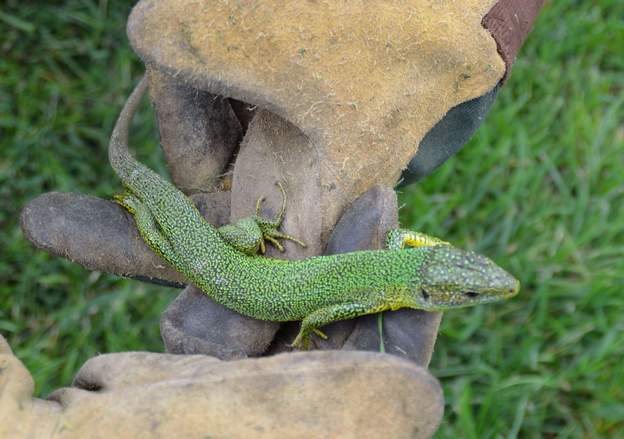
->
[259,229,306,253]
[290,328,327,350]
[290,331,312,350]
[255,182,306,253]
[312,328,328,340]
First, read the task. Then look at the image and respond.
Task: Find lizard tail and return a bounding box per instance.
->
[108,74,149,181]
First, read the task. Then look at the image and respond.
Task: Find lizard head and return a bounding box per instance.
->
[412,245,519,310]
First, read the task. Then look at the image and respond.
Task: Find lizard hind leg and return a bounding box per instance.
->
[218,182,307,256]
[113,190,140,214]
[218,218,266,256]
[253,181,306,252]
[117,193,176,261]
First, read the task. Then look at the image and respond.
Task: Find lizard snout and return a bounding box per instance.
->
[418,246,520,309]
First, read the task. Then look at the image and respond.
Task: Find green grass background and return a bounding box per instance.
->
[1,1,622,437]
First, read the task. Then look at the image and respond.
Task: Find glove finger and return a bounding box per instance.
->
[160,285,279,359]
[328,186,441,365]
[20,191,230,287]
[55,350,444,438]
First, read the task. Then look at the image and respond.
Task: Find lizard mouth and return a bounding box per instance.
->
[460,278,520,302]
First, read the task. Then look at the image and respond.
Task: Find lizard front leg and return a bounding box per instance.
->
[292,300,389,350]
[386,229,448,250]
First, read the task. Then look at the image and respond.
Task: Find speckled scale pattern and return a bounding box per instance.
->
[109,76,520,348]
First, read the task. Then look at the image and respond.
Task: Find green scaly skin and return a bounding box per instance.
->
[110,76,520,349]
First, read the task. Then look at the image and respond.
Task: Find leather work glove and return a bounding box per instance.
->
[20,0,544,362]
[0,333,443,438]
[12,1,543,437]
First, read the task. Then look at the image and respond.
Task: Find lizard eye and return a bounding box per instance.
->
[463,291,479,298]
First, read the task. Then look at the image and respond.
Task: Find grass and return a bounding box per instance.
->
[1,1,622,437]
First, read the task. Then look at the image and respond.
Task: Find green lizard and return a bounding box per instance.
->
[110,75,519,349]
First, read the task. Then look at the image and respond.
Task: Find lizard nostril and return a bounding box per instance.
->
[464,291,479,298]
[421,289,430,300]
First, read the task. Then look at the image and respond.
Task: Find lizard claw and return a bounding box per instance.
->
[290,332,311,350]
[264,235,285,252]
[254,181,307,252]
[290,328,327,350]
[264,229,306,251]
[312,328,328,340]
